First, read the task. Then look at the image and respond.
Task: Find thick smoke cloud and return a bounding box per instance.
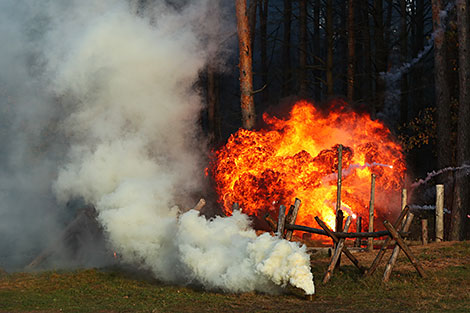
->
[0,0,313,294]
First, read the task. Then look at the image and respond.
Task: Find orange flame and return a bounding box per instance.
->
[212,100,405,233]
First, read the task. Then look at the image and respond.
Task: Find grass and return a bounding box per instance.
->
[0,241,469,312]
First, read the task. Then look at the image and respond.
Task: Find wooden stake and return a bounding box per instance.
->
[382,212,415,282]
[323,216,352,283]
[366,205,410,276]
[383,219,426,279]
[436,184,444,242]
[336,144,343,217]
[285,198,302,240]
[421,219,428,245]
[315,217,364,272]
[368,174,376,252]
[276,205,287,237]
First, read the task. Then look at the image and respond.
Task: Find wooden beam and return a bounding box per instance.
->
[284,224,409,238]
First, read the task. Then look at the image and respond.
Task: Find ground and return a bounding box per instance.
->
[0,241,469,312]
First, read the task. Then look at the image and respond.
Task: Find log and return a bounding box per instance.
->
[285,198,301,240]
[323,216,352,283]
[383,219,426,279]
[315,217,364,272]
[284,224,409,238]
[421,219,428,245]
[435,184,444,242]
[276,205,287,237]
[368,174,376,251]
[382,212,415,282]
[366,205,410,276]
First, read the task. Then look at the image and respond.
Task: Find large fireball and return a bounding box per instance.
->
[212,100,405,232]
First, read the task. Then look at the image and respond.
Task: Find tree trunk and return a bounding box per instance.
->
[326,0,334,97]
[347,0,355,102]
[299,0,308,97]
[313,0,322,100]
[432,0,453,178]
[282,0,292,97]
[374,0,385,114]
[412,0,425,116]
[399,0,408,125]
[451,0,470,241]
[236,0,256,129]
[259,0,269,104]
[361,0,373,117]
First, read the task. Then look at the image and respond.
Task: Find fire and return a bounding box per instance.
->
[211,100,405,234]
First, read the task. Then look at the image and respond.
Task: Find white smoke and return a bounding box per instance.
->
[0,0,314,294]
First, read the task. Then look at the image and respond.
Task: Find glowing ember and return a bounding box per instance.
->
[212,100,405,234]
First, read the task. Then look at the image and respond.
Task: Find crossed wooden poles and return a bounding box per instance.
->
[264,199,425,284]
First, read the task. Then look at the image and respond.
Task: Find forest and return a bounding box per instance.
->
[198,0,470,240]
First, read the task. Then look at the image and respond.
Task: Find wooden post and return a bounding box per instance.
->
[382,212,415,282]
[323,216,352,283]
[276,205,287,237]
[368,174,376,251]
[285,198,302,240]
[383,220,426,279]
[435,184,444,242]
[336,144,343,212]
[421,219,428,245]
[355,217,362,247]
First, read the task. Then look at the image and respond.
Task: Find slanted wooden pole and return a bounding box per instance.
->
[366,205,410,276]
[264,213,277,231]
[382,212,415,282]
[383,220,426,279]
[192,198,206,211]
[323,216,352,283]
[421,219,428,245]
[435,184,444,242]
[276,205,287,237]
[368,174,376,251]
[285,198,302,240]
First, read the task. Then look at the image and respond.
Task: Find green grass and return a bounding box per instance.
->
[1,242,469,312]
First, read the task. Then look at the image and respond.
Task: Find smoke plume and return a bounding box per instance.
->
[0,0,314,294]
